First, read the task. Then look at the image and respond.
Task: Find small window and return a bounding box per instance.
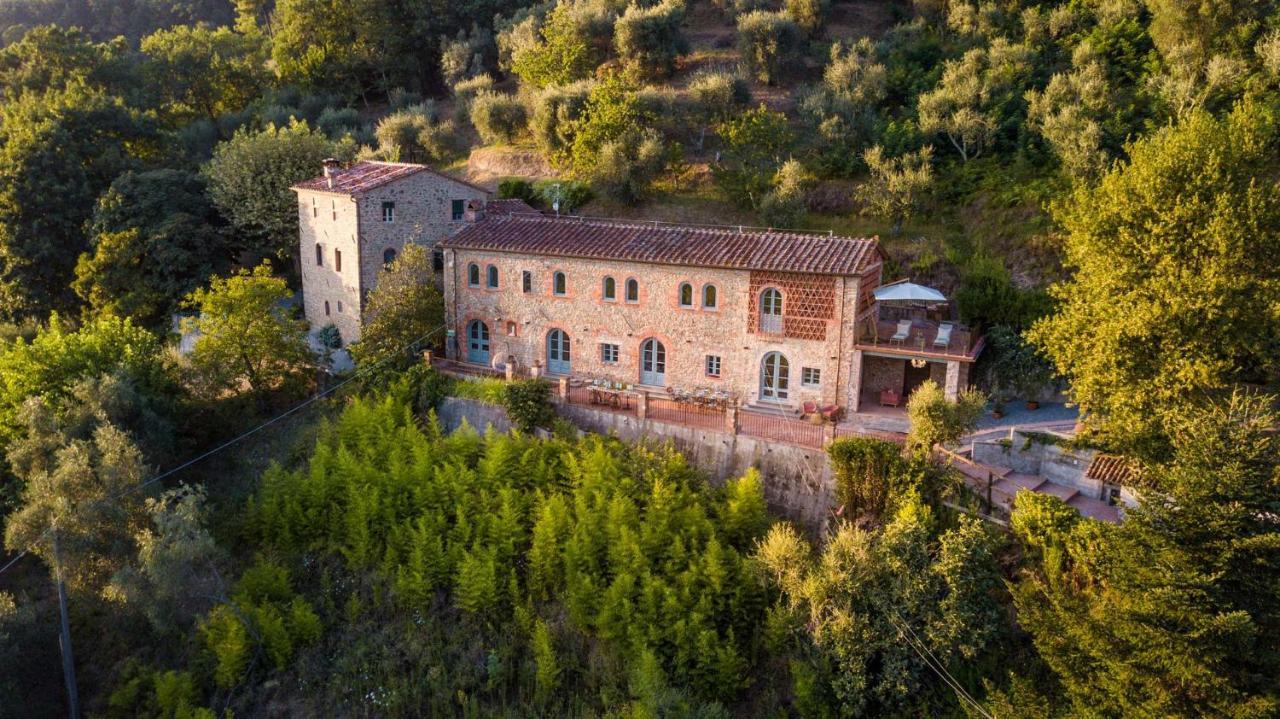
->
[331,200,337,221]
[336,301,343,313]
[311,197,317,218]
[678,282,693,307]
[432,249,444,273]
[506,321,518,337]
[334,249,342,273]
[706,355,722,378]
[468,263,480,287]
[486,265,499,288]
[383,248,397,266]
[702,284,717,309]
[451,199,465,221]
[382,201,395,223]
[553,271,566,296]
[603,276,616,301]
[601,343,619,364]
[802,367,821,387]
[522,271,532,293]
[625,278,639,303]
[315,244,323,266]
[324,300,330,315]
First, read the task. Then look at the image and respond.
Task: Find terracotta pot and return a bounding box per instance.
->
[992,410,1004,419]
[1025,400,1040,410]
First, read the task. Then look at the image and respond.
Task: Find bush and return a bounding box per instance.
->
[451,377,507,404]
[502,379,556,433]
[905,381,986,455]
[736,11,801,85]
[827,436,914,520]
[986,325,1056,402]
[758,159,813,227]
[470,91,528,145]
[955,253,1053,330]
[614,0,689,82]
[498,178,537,203]
[451,74,495,119]
[316,323,342,350]
[527,81,594,163]
[533,179,593,213]
[784,0,829,34]
[590,128,667,201]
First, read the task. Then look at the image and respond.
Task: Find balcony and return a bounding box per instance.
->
[855,318,985,362]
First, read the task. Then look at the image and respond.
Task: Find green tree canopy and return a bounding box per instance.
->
[140,23,269,127]
[181,264,311,399]
[350,245,444,376]
[203,119,354,272]
[74,169,231,331]
[1029,101,1280,457]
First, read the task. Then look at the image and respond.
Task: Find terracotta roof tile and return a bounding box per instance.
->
[292,161,487,196]
[485,198,538,215]
[441,214,881,276]
[1086,454,1136,485]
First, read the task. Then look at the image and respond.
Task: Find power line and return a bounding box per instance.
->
[0,323,448,581]
[886,608,994,719]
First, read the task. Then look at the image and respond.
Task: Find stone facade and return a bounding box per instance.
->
[295,164,489,343]
[442,248,868,411]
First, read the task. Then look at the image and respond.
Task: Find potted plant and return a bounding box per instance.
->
[989,326,1055,412]
[991,397,1006,419]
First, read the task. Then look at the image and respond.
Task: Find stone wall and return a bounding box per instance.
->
[438,396,835,530]
[297,167,489,345]
[442,245,867,414]
[860,355,905,399]
[972,430,1105,500]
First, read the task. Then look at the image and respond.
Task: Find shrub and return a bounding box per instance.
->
[784,0,829,34]
[736,11,801,85]
[452,377,507,404]
[451,74,495,119]
[375,106,460,163]
[498,178,537,202]
[502,379,556,432]
[758,159,813,227]
[590,128,667,201]
[533,179,593,213]
[905,381,986,455]
[315,107,362,139]
[614,0,689,82]
[527,80,594,163]
[470,92,528,145]
[827,436,914,520]
[316,323,342,350]
[986,325,1057,401]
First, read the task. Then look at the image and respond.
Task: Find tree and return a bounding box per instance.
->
[140,23,268,128]
[855,145,933,233]
[3,400,150,595]
[589,128,667,202]
[905,381,985,456]
[1011,393,1280,717]
[685,69,750,151]
[712,105,794,209]
[784,0,828,35]
[917,38,1031,161]
[0,85,156,320]
[826,436,915,522]
[181,264,311,400]
[566,73,664,191]
[736,11,801,85]
[758,159,813,228]
[1028,102,1280,458]
[374,105,459,163]
[74,170,231,331]
[510,0,613,88]
[350,245,444,375]
[203,119,354,272]
[469,91,527,144]
[1026,42,1111,178]
[0,25,138,99]
[614,0,688,82]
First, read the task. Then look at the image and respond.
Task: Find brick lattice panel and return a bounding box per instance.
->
[747,271,837,340]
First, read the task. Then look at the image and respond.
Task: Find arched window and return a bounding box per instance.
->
[506,321,517,336]
[487,265,499,288]
[760,352,790,400]
[546,329,571,374]
[467,320,490,364]
[678,282,693,307]
[315,244,323,266]
[468,263,480,287]
[640,338,666,386]
[760,288,783,333]
[603,276,616,301]
[625,278,639,303]
[702,284,718,309]
[383,248,397,266]
[553,271,567,296]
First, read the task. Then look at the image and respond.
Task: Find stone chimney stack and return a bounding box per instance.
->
[463,199,486,223]
[322,158,341,189]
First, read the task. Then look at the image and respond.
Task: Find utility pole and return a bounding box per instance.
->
[52,531,81,719]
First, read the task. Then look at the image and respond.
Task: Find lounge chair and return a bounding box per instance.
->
[802,400,819,418]
[933,322,954,349]
[889,319,912,345]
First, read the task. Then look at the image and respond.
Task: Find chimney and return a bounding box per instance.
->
[463,199,486,223]
[322,158,340,189]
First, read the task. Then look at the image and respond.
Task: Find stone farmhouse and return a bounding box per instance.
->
[292,159,491,342]
[293,160,985,424]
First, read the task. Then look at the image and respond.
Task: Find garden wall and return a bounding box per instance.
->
[437,397,835,531]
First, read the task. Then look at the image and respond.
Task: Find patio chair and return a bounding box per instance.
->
[933,322,954,349]
[821,404,843,422]
[889,319,912,345]
[802,401,819,418]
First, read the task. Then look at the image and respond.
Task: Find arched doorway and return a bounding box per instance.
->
[467,320,490,365]
[546,329,571,375]
[760,352,790,401]
[640,338,666,386]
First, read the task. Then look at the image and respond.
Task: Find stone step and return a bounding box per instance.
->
[1037,482,1079,503]
[1004,473,1046,491]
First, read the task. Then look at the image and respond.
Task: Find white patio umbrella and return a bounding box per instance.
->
[873,282,947,303]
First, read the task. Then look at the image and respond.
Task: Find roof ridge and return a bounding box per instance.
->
[498,212,872,242]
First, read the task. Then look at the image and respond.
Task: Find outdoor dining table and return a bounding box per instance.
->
[590,385,632,409]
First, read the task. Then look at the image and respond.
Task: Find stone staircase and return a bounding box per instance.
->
[941,447,1121,523]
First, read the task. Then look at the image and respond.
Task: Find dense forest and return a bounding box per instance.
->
[0,0,1277,716]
